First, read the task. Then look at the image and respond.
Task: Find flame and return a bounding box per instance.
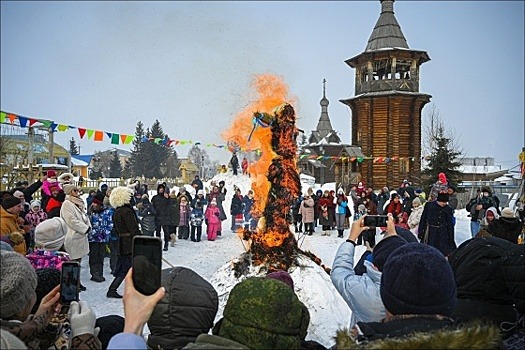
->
[223,74,300,270]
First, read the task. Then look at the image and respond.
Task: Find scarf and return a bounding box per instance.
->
[66,195,86,213]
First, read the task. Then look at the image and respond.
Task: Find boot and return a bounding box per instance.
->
[79,283,86,292]
[217,231,221,236]
[163,242,169,251]
[90,274,105,283]
[170,233,176,247]
[107,275,124,298]
[338,230,344,238]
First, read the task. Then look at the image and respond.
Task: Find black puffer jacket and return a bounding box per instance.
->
[449,237,525,327]
[488,216,523,244]
[147,267,219,350]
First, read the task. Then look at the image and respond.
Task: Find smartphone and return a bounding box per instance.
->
[60,261,80,305]
[364,215,388,228]
[132,236,162,296]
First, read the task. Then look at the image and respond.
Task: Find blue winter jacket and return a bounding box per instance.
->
[331,242,386,327]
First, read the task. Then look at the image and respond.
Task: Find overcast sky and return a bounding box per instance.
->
[1,1,523,168]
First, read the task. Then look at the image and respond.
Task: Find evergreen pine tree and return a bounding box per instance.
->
[109,150,123,178]
[421,124,462,193]
[143,120,170,179]
[69,137,79,155]
[127,121,146,177]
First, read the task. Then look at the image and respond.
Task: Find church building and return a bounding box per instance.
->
[340,0,431,189]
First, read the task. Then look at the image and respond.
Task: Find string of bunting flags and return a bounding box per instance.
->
[1,110,413,162]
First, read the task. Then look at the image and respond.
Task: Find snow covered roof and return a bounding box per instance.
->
[458,165,507,174]
[71,157,89,167]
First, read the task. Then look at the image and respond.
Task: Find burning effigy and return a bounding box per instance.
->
[215,75,351,347]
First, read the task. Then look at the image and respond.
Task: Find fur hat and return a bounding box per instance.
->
[372,235,408,272]
[436,192,449,203]
[109,186,133,208]
[31,268,61,314]
[47,170,56,178]
[501,207,515,219]
[30,200,41,209]
[266,271,294,290]
[58,172,74,183]
[380,243,456,317]
[63,184,78,195]
[0,251,38,319]
[481,186,492,195]
[1,196,21,210]
[35,217,67,251]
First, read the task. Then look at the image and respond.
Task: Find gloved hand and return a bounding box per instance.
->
[69,301,96,338]
[214,212,220,217]
[9,232,25,245]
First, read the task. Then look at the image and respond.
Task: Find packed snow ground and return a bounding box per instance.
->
[79,172,472,347]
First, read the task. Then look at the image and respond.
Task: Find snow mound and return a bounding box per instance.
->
[209,254,351,348]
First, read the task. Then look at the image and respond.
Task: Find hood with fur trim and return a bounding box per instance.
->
[335,320,500,349]
[109,186,133,208]
[58,172,74,184]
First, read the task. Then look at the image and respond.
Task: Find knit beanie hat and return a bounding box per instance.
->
[501,207,515,218]
[47,170,56,178]
[219,277,309,349]
[438,172,447,183]
[92,193,105,205]
[63,184,78,195]
[31,268,61,314]
[96,315,125,349]
[372,235,408,272]
[266,270,294,290]
[35,217,67,251]
[0,251,38,319]
[1,196,21,210]
[412,197,421,206]
[380,243,457,317]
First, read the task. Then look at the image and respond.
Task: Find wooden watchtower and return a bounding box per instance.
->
[341,0,431,189]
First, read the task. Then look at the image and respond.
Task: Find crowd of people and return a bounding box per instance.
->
[1,169,524,349]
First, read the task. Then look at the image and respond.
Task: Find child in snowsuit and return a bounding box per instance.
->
[190,190,207,242]
[205,198,221,241]
[177,195,191,239]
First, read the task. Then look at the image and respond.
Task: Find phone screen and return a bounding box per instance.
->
[364,215,388,228]
[132,236,162,296]
[61,262,80,305]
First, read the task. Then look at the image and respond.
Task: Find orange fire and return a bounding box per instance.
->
[222,74,301,270]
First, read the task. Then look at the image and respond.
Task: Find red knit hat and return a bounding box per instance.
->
[438,172,447,184]
[47,170,56,178]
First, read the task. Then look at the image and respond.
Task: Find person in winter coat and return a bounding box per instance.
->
[206,185,226,236]
[479,206,499,231]
[353,204,368,245]
[336,243,500,349]
[313,188,322,228]
[0,250,102,350]
[292,195,303,233]
[229,188,244,231]
[429,172,449,201]
[241,157,249,175]
[335,189,349,238]
[137,195,157,237]
[0,196,27,254]
[449,235,525,341]
[147,267,219,349]
[242,190,256,231]
[229,152,239,176]
[447,185,458,210]
[356,181,366,198]
[300,193,315,235]
[466,186,496,237]
[408,197,424,237]
[27,217,71,270]
[25,200,47,251]
[190,190,207,242]
[40,170,60,206]
[386,193,403,221]
[331,215,407,327]
[191,175,204,192]
[151,184,172,250]
[401,186,416,216]
[60,184,91,291]
[204,199,221,241]
[318,190,334,236]
[177,195,191,240]
[395,211,410,231]
[107,186,141,299]
[45,184,64,218]
[487,207,523,243]
[418,192,456,257]
[87,193,113,283]
[376,187,390,214]
[167,190,181,248]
